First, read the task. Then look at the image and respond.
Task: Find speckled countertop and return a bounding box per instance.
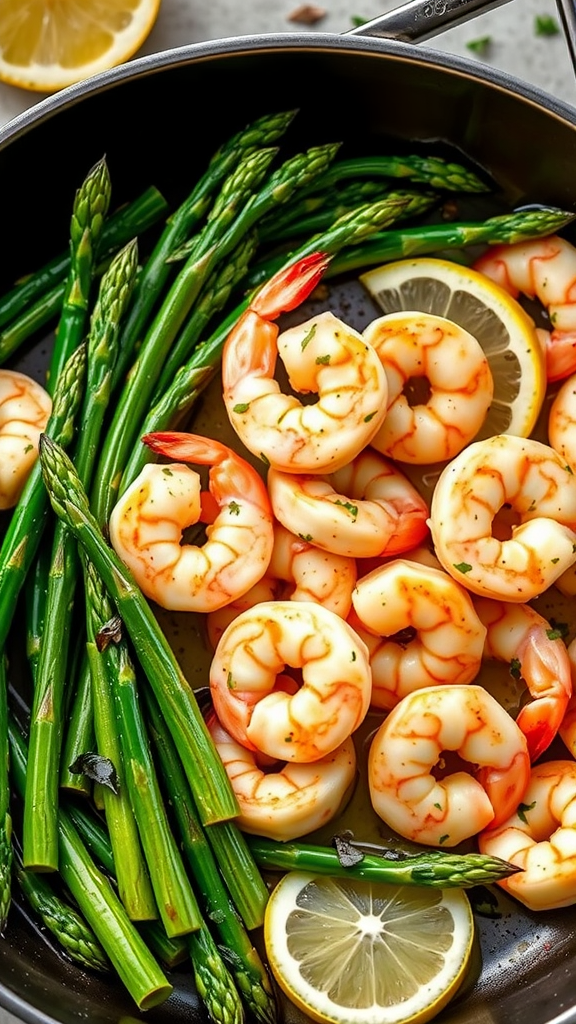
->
[0,0,574,1022]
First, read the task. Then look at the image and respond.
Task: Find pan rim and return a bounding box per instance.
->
[0,30,575,150]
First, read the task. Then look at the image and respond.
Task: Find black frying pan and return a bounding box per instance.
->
[2,2,576,1023]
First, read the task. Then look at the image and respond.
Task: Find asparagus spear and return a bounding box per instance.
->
[0,339,87,653]
[111,109,297,391]
[59,656,95,796]
[92,141,340,527]
[0,186,167,333]
[0,657,11,932]
[9,721,172,1010]
[188,926,245,1024]
[47,156,111,396]
[300,153,489,194]
[326,204,576,277]
[37,433,239,826]
[23,242,139,874]
[14,849,109,972]
[247,836,521,888]
[62,802,189,969]
[144,687,278,1024]
[85,560,202,938]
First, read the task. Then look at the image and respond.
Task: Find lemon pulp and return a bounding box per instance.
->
[264,871,474,1024]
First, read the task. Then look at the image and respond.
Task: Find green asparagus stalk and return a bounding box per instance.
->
[258,178,389,241]
[8,720,172,1010]
[14,850,109,972]
[85,559,203,937]
[300,153,489,194]
[111,109,297,391]
[47,156,111,396]
[0,340,87,653]
[0,656,11,931]
[0,185,167,333]
[59,655,95,796]
[38,433,239,826]
[188,926,245,1024]
[84,641,158,920]
[144,687,277,1024]
[152,229,259,403]
[92,141,340,527]
[325,204,576,277]
[247,836,521,888]
[23,242,139,872]
[261,186,438,244]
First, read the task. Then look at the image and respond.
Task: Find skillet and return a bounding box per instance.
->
[2,2,576,1022]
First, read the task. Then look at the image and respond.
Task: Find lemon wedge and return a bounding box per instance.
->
[0,0,161,93]
[264,871,474,1024]
[360,257,546,440]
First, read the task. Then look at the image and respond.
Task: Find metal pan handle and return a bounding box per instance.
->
[345,0,515,43]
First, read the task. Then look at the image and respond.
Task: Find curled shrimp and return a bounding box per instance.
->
[206,522,357,647]
[479,760,576,911]
[474,235,576,382]
[222,252,388,473]
[109,432,274,612]
[548,371,576,471]
[474,598,572,762]
[0,369,52,510]
[207,711,357,842]
[558,637,576,756]
[429,433,576,603]
[267,447,429,559]
[362,311,493,464]
[350,559,486,710]
[209,600,372,763]
[368,683,530,847]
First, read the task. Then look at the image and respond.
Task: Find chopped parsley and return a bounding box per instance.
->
[301,324,317,350]
[535,14,560,36]
[466,35,492,55]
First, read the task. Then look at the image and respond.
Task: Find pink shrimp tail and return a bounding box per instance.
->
[251,251,332,319]
[476,748,531,829]
[514,624,572,761]
[142,430,272,515]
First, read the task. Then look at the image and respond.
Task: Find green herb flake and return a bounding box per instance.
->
[228,500,241,516]
[466,35,492,54]
[162,466,174,476]
[233,402,250,414]
[301,323,317,350]
[350,14,366,26]
[453,561,473,574]
[23,443,34,455]
[517,800,537,824]
[351,651,356,662]
[364,411,377,423]
[509,657,522,680]
[535,14,560,36]
[334,499,359,518]
[259,452,270,467]
[546,626,565,641]
[298,533,313,542]
[227,672,236,691]
[438,834,449,845]
[315,354,331,365]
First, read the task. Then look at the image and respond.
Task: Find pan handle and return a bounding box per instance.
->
[345,0,515,43]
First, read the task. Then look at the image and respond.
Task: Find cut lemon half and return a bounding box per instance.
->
[264,871,474,1024]
[360,257,546,440]
[0,0,161,93]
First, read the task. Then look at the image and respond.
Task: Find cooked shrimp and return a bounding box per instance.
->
[429,433,576,603]
[222,252,388,473]
[474,235,576,382]
[548,371,576,471]
[368,683,530,847]
[207,711,357,842]
[267,447,429,559]
[109,432,274,612]
[362,311,493,464]
[350,559,486,710]
[0,369,52,510]
[475,598,572,762]
[209,600,372,763]
[206,522,357,647]
[558,637,576,756]
[479,760,576,911]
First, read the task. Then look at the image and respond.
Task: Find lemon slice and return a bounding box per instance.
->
[0,0,161,93]
[360,257,546,440]
[264,871,474,1024]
